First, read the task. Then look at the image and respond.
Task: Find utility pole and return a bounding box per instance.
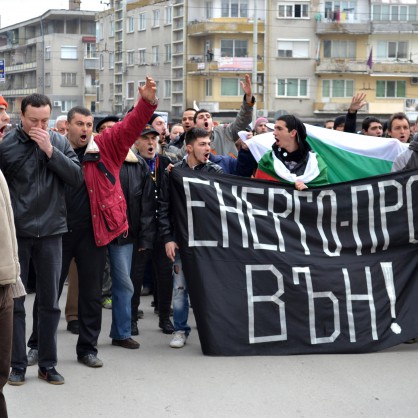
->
[252,0,258,124]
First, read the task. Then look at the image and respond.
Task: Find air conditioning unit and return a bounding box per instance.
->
[53,101,62,107]
[256,109,268,118]
[411,77,418,85]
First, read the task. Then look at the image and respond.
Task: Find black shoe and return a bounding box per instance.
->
[38,366,65,385]
[112,337,140,349]
[8,368,26,386]
[159,319,175,334]
[78,354,104,368]
[137,309,144,319]
[131,321,139,336]
[67,320,79,335]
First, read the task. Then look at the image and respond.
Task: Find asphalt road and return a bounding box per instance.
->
[4,288,418,418]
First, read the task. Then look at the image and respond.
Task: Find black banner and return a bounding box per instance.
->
[170,167,418,356]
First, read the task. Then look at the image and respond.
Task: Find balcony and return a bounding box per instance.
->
[85,86,97,95]
[372,21,418,33]
[315,17,370,35]
[0,87,38,97]
[84,58,99,70]
[6,62,37,73]
[315,58,369,74]
[188,19,265,37]
[187,57,264,74]
[314,100,369,114]
[370,62,418,76]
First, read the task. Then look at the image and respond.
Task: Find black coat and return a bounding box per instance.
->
[113,149,156,247]
[0,127,83,238]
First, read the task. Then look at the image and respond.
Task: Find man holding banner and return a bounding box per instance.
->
[255,114,328,190]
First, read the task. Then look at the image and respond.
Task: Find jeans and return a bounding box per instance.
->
[108,243,134,340]
[0,286,12,418]
[172,255,191,336]
[13,236,62,369]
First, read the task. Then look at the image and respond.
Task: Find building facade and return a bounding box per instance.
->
[0,2,97,124]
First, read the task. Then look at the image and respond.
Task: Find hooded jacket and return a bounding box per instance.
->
[82,98,157,246]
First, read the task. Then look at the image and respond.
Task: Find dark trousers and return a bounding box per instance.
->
[0,286,13,418]
[29,226,106,358]
[131,240,173,321]
[13,236,62,369]
[61,227,106,358]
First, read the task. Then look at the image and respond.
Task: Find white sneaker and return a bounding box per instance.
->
[169,331,187,348]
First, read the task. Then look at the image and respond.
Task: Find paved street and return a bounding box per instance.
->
[4,288,418,418]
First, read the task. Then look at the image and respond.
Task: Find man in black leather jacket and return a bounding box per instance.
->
[0,93,83,386]
[167,127,223,348]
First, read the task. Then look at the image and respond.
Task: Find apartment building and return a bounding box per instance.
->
[315,0,418,123]
[97,0,418,123]
[96,0,267,121]
[0,1,97,124]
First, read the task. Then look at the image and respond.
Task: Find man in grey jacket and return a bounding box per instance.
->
[193,73,255,158]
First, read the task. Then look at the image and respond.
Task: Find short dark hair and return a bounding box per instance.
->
[193,109,211,124]
[21,94,52,114]
[67,106,92,123]
[387,112,409,132]
[362,116,382,131]
[184,127,210,146]
[276,114,307,141]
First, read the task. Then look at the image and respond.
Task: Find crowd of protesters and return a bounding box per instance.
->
[1,75,418,417]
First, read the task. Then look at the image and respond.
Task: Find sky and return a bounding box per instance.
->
[0,0,106,28]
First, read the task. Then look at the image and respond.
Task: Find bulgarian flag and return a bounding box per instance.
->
[245,124,408,184]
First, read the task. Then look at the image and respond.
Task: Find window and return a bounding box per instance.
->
[100,53,104,70]
[85,43,96,59]
[205,1,213,19]
[127,82,135,99]
[109,52,114,69]
[127,50,135,66]
[164,44,172,62]
[277,40,309,58]
[205,79,213,97]
[372,4,416,21]
[322,79,354,97]
[165,6,172,25]
[139,13,146,31]
[127,16,134,32]
[61,46,78,60]
[97,22,103,40]
[164,80,171,97]
[153,10,160,27]
[377,41,408,60]
[323,40,356,58]
[45,46,51,60]
[221,39,248,57]
[152,46,159,64]
[221,78,241,96]
[221,0,248,18]
[277,2,309,19]
[110,20,115,37]
[376,80,406,98]
[62,100,77,113]
[45,73,51,87]
[61,73,77,87]
[138,49,146,65]
[277,78,308,97]
[325,1,358,21]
